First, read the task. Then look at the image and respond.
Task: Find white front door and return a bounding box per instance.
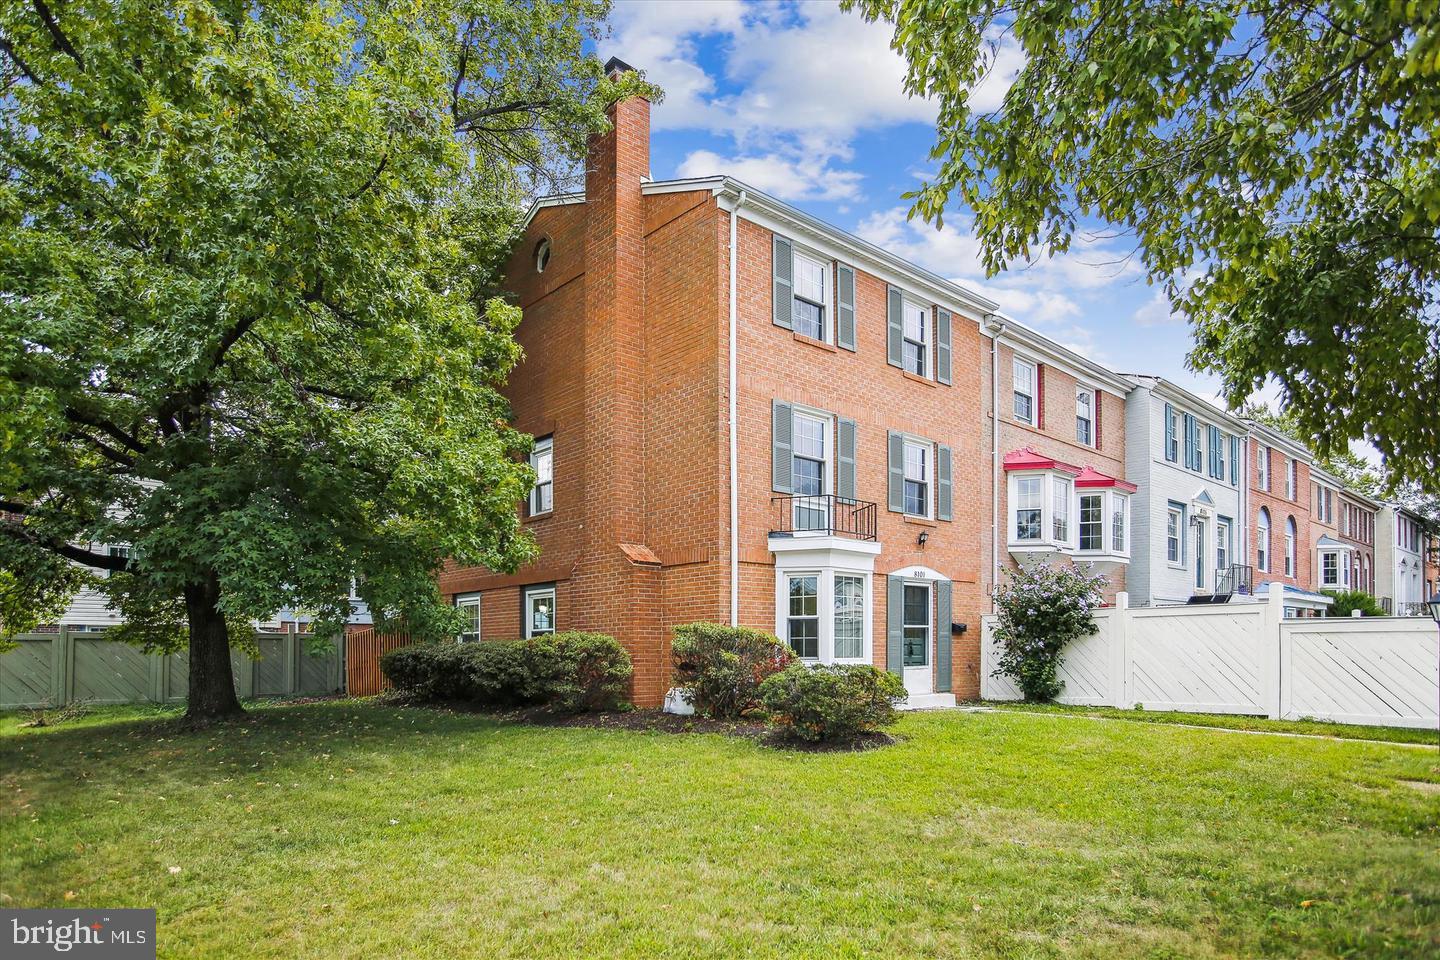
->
[900,581,933,697]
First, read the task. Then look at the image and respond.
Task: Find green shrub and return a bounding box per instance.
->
[1322,590,1386,618]
[548,632,633,713]
[758,663,906,742]
[992,562,1107,702]
[379,633,632,712]
[671,622,795,718]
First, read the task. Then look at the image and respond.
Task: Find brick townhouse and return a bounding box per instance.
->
[439,65,1012,707]
[1245,421,1328,615]
[988,324,1135,602]
[1337,487,1378,598]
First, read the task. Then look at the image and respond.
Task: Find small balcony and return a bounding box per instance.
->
[770,495,877,542]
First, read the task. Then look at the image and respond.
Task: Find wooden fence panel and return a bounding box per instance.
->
[345,627,414,696]
[0,629,345,709]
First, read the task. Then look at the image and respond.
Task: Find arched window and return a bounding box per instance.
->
[1361,555,1370,593]
[1257,508,1271,572]
[1284,517,1297,577]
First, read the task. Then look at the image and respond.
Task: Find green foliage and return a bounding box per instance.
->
[1322,590,1387,618]
[670,622,796,719]
[758,663,905,743]
[0,1,655,666]
[991,563,1107,702]
[379,632,632,712]
[846,0,1440,483]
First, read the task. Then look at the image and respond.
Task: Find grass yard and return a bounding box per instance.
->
[2,701,1438,959]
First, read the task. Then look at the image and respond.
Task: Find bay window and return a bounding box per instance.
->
[1051,477,1071,543]
[1079,493,1103,551]
[833,575,865,660]
[773,566,873,665]
[785,574,820,659]
[1014,476,1043,541]
[1111,495,1128,554]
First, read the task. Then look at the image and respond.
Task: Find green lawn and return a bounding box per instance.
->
[2,701,1438,959]
[989,701,1440,746]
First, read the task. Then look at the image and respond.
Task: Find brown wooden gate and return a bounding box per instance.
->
[344,626,414,696]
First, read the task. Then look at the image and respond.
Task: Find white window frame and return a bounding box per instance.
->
[1320,551,1341,588]
[1078,491,1104,552]
[772,568,873,665]
[529,436,554,517]
[791,248,830,343]
[1111,493,1129,555]
[784,572,821,660]
[1216,518,1231,574]
[1011,473,1044,543]
[455,593,482,643]
[1257,445,1269,490]
[1166,407,1181,463]
[901,580,932,668]
[1257,508,1271,572]
[1075,387,1095,447]
[1013,357,1037,425]
[901,298,930,378]
[523,585,556,638]
[791,407,833,531]
[1166,505,1184,567]
[902,437,932,519]
[1285,458,1296,500]
[1051,476,1072,546]
[1284,518,1296,577]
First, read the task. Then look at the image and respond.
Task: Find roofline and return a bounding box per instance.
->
[986,319,1134,397]
[1338,486,1383,510]
[1239,419,1313,461]
[1122,375,1249,430]
[519,192,585,233]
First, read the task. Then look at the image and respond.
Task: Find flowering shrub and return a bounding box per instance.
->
[992,563,1107,702]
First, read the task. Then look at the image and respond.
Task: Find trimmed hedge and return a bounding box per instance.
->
[671,622,795,719]
[1322,590,1387,618]
[379,632,631,713]
[758,663,906,742]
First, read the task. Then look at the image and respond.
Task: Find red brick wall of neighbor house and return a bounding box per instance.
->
[731,217,992,699]
[1248,444,1313,589]
[1308,485,1339,595]
[1337,494,1377,595]
[994,343,1128,602]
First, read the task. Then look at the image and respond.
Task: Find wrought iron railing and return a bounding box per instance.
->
[770,495,878,541]
[1215,564,1253,596]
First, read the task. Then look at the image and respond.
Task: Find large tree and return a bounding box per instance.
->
[0,0,648,721]
[846,0,1440,486]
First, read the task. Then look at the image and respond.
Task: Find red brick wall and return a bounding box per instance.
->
[994,343,1128,602]
[1337,494,1376,595]
[1248,443,1312,589]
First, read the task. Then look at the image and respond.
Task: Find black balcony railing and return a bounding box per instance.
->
[1215,564,1253,596]
[770,495,878,541]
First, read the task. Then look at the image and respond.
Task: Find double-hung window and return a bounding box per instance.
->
[791,251,828,341]
[1167,505,1184,564]
[1284,517,1297,576]
[524,585,556,638]
[1321,551,1340,588]
[529,436,554,516]
[791,411,830,530]
[1075,388,1094,446]
[1051,477,1072,544]
[455,593,481,643]
[1257,508,1271,571]
[833,575,865,660]
[1285,459,1296,500]
[903,440,930,517]
[1257,446,1270,490]
[902,300,929,376]
[1014,476,1043,541]
[1013,359,1036,424]
[785,574,819,659]
[1216,519,1231,574]
[1079,493,1104,551]
[1111,495,1128,553]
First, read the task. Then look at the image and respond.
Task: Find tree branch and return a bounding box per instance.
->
[0,32,42,84]
[29,0,84,71]
[0,507,129,572]
[63,408,148,454]
[454,98,555,133]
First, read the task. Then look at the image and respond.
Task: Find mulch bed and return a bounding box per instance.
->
[380,694,896,752]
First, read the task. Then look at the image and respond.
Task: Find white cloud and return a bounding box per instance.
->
[676,149,863,202]
[1132,287,1181,327]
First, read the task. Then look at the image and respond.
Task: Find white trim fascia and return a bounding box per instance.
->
[1240,420,1313,463]
[1124,375,1250,432]
[519,192,585,233]
[768,535,883,562]
[993,328,1134,399]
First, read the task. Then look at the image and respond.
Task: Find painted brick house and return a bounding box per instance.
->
[439,69,1011,707]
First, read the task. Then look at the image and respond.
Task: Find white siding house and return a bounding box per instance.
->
[1124,377,1247,606]
[1377,504,1426,615]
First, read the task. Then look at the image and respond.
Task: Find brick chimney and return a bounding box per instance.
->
[575,61,666,699]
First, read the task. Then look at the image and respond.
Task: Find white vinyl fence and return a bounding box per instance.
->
[982,588,1439,729]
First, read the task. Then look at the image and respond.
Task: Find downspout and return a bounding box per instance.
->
[984,315,1006,608]
[729,189,747,626]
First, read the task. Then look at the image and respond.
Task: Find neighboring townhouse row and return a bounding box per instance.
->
[1378,504,1428,616]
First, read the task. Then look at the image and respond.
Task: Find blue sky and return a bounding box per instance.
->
[606,0,1227,398]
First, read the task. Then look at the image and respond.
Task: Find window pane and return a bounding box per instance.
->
[904,443,928,481]
[528,591,554,636]
[902,584,929,667]
[904,480,927,517]
[1014,392,1032,422]
[903,341,925,375]
[903,302,927,342]
[1016,477,1042,540]
[787,617,818,659]
[794,254,826,302]
[834,575,864,659]
[1079,494,1102,551]
[793,457,824,497]
[793,415,825,458]
[787,575,819,659]
[792,299,823,340]
[1052,480,1070,542]
[1112,498,1126,552]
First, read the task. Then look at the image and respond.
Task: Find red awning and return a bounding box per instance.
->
[1073,465,1138,493]
[1002,447,1080,474]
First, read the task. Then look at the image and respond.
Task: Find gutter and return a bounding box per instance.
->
[984,315,1006,607]
[727,190,747,626]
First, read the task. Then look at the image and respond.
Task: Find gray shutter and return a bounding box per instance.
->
[1164,403,1176,462]
[937,443,953,521]
[836,264,856,351]
[886,285,903,368]
[935,580,952,693]
[935,307,952,385]
[772,235,793,329]
[772,399,793,493]
[886,576,904,676]
[887,430,905,513]
[837,417,857,501]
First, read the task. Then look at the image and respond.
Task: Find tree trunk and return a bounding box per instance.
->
[183,574,244,723]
